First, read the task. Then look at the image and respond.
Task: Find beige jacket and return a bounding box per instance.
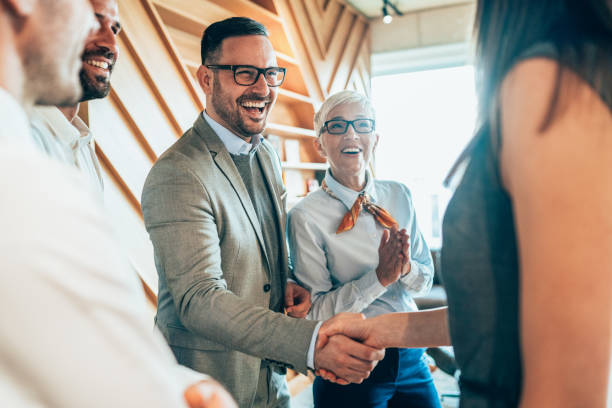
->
[142,114,318,407]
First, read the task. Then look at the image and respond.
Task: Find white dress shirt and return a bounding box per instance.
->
[203,110,322,369]
[30,105,104,191]
[0,88,205,407]
[288,170,434,320]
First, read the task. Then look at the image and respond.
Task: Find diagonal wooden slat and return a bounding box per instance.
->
[328,21,368,94]
[274,0,371,101]
[303,0,343,56]
[274,0,326,101]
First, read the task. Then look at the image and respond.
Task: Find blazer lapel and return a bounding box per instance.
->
[192,115,270,273]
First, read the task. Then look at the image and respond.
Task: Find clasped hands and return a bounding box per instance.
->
[377,225,410,287]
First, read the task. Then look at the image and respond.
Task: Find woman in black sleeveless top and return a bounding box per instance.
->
[442,0,612,405]
[320,1,612,406]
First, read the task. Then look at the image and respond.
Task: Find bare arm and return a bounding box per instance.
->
[316,308,451,350]
[500,59,612,407]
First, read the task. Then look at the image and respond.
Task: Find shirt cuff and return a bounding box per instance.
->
[307,321,324,370]
[354,269,388,303]
[400,260,420,287]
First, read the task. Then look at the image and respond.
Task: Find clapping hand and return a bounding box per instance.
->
[376,226,410,286]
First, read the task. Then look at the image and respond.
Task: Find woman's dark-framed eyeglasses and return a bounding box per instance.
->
[206,65,286,87]
[322,119,376,135]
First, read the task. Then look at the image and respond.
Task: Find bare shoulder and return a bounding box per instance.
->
[499,58,612,191]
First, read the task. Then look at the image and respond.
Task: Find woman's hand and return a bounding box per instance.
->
[398,228,411,277]
[376,226,409,286]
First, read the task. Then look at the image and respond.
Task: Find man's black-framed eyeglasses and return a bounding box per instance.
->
[322,119,376,135]
[206,65,286,87]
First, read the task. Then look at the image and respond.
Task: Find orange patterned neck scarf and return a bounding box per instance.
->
[321,180,398,234]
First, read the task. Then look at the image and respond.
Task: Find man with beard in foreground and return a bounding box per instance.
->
[0,0,235,406]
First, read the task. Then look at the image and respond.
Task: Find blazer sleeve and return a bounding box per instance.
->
[141,156,318,374]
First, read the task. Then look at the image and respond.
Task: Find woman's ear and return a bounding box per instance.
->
[373,132,380,153]
[315,137,327,159]
[197,65,213,95]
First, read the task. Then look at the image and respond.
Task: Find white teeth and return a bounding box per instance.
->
[86,60,109,70]
[241,101,266,108]
[342,147,361,153]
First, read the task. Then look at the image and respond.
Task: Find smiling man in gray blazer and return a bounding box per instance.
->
[141,17,384,408]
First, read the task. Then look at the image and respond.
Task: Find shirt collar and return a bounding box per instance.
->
[324,169,377,210]
[0,88,31,146]
[202,110,262,155]
[29,106,92,150]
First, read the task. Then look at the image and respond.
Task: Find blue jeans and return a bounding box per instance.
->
[313,348,441,408]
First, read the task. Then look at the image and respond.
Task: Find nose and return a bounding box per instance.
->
[92,22,119,59]
[343,124,359,140]
[251,71,270,96]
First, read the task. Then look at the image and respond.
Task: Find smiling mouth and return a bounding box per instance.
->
[341,147,362,155]
[240,100,268,115]
[85,59,111,71]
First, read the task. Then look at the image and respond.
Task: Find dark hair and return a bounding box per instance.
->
[446,0,612,184]
[200,17,269,65]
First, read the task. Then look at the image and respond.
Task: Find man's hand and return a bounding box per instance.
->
[314,334,384,384]
[184,378,237,408]
[313,313,385,384]
[314,314,389,385]
[285,281,311,318]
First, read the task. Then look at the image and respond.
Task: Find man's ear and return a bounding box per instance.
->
[315,137,327,159]
[3,0,36,17]
[197,65,213,94]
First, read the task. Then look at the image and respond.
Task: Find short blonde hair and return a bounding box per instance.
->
[314,90,376,137]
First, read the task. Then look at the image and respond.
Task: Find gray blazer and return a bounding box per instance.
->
[141,114,318,407]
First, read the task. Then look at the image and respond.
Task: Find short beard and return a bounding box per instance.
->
[79,68,111,102]
[211,78,265,139]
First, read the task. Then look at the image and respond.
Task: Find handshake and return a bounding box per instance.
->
[312,312,391,385]
[312,308,450,384]
[181,313,386,408]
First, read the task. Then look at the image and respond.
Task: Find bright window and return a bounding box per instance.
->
[372,65,477,248]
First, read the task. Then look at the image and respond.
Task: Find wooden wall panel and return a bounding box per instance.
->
[273,0,371,101]
[101,170,159,292]
[111,36,179,156]
[90,97,154,201]
[118,0,203,130]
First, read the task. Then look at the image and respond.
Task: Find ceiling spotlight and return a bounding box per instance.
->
[381,0,403,24]
[382,6,392,24]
